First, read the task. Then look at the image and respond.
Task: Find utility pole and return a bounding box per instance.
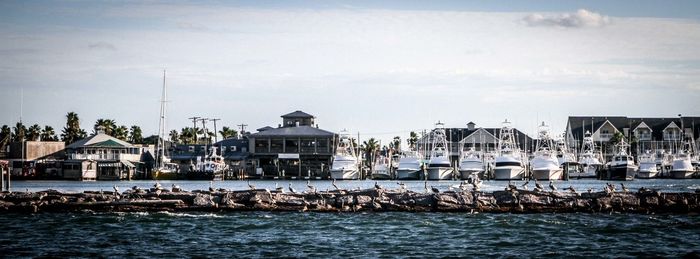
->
[237,123,248,136]
[210,118,220,143]
[199,118,209,145]
[188,116,200,144]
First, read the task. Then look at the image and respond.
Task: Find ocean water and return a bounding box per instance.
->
[1,179,700,257]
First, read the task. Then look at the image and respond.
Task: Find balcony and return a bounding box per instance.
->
[599,133,613,140]
[68,153,140,161]
[637,133,652,141]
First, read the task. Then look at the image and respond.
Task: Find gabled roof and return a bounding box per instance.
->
[281,110,315,118]
[632,121,652,132]
[249,125,334,137]
[257,126,274,132]
[66,133,134,149]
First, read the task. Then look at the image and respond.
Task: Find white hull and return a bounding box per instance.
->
[531,168,563,180]
[427,167,453,180]
[330,169,359,180]
[459,169,484,180]
[493,166,524,180]
[636,170,659,179]
[396,169,422,180]
[571,165,598,178]
[670,170,695,179]
[371,171,392,180]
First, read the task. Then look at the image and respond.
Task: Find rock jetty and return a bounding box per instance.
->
[1,188,698,214]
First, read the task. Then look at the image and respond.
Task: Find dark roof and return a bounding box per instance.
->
[249,125,334,137]
[256,126,274,132]
[170,138,250,161]
[66,133,134,149]
[281,110,315,118]
[566,116,628,140]
[567,116,700,141]
[430,127,535,152]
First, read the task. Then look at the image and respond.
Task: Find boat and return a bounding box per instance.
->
[636,150,659,179]
[153,70,181,180]
[458,147,484,180]
[493,120,525,180]
[330,131,360,180]
[371,155,392,180]
[530,122,562,180]
[186,146,227,180]
[670,140,696,179]
[427,122,453,180]
[575,131,603,178]
[654,149,673,177]
[602,138,637,181]
[395,150,423,180]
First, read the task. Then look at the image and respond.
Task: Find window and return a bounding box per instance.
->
[230,146,237,152]
[221,146,227,152]
[188,146,195,152]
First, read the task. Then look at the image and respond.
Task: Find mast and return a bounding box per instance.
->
[156,70,167,169]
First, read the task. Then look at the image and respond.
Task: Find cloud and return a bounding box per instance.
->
[88,42,117,51]
[522,9,611,28]
[176,22,209,32]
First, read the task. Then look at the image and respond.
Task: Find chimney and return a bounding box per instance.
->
[467,122,475,131]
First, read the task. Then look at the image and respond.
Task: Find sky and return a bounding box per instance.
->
[1,0,699,145]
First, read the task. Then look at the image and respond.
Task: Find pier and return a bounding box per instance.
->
[1,187,698,214]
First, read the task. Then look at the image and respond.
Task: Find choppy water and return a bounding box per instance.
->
[2,179,700,257]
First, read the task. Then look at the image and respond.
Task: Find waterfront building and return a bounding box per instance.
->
[64,129,147,180]
[0,141,65,179]
[170,138,250,179]
[248,111,336,179]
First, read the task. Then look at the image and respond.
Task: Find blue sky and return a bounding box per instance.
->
[1,1,699,144]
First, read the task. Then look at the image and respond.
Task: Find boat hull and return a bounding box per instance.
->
[636,170,659,179]
[602,166,636,181]
[531,168,563,180]
[396,169,421,180]
[670,170,695,179]
[371,172,392,180]
[152,171,181,180]
[458,169,484,180]
[185,171,223,180]
[493,166,524,180]
[330,169,359,180]
[427,167,453,180]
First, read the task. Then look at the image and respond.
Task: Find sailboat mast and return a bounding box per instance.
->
[157,70,167,168]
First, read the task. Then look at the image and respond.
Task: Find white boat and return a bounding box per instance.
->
[186,146,227,180]
[530,122,562,180]
[396,150,423,180]
[427,122,453,180]
[458,148,484,180]
[602,139,637,181]
[576,131,602,178]
[636,150,659,179]
[670,140,695,179]
[371,155,392,180]
[153,70,180,180]
[654,149,673,177]
[555,137,577,166]
[493,120,525,180]
[330,131,359,180]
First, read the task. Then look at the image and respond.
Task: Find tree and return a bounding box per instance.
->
[219,126,238,139]
[169,130,179,144]
[94,118,116,135]
[12,122,26,142]
[26,124,41,141]
[391,136,401,151]
[179,127,196,144]
[0,125,11,150]
[407,131,418,150]
[362,138,380,169]
[61,112,87,144]
[41,125,58,141]
[129,125,143,144]
[113,125,129,141]
[609,132,625,145]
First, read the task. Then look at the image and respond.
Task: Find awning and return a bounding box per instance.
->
[120,160,136,168]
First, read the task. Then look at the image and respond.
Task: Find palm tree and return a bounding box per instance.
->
[41,125,57,141]
[12,122,26,142]
[0,125,11,149]
[408,131,418,150]
[113,125,129,141]
[129,125,143,143]
[179,127,196,144]
[94,118,116,135]
[609,132,625,145]
[362,138,380,169]
[61,112,87,144]
[392,136,401,151]
[219,126,238,139]
[169,130,179,144]
[26,124,41,141]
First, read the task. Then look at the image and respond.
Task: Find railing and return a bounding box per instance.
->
[68,153,140,161]
[599,133,613,140]
[637,133,652,141]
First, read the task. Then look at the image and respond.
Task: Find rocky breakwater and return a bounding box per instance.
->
[0,187,699,214]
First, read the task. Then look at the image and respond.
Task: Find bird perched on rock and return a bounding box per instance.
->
[247,180,256,191]
[332,179,340,191]
[620,183,629,193]
[209,181,215,192]
[132,186,140,191]
[374,181,383,190]
[534,179,544,192]
[288,183,297,194]
[306,180,316,193]
[431,186,440,193]
[424,181,429,193]
[508,181,517,192]
[521,179,530,189]
[397,182,407,192]
[154,182,162,190]
[113,185,120,194]
[567,185,578,195]
[549,181,557,192]
[472,181,480,192]
[171,184,182,192]
[275,183,284,193]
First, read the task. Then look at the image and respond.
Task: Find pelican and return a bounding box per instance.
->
[208,181,215,192]
[113,185,120,194]
[567,185,578,195]
[424,181,429,193]
[620,183,629,193]
[374,181,383,190]
[549,181,557,192]
[521,179,530,188]
[132,185,140,191]
[431,186,440,193]
[288,183,297,194]
[247,180,256,191]
[332,179,340,191]
[275,183,284,193]
[171,184,182,192]
[508,181,517,191]
[534,180,544,192]
[306,180,315,193]
[154,182,162,190]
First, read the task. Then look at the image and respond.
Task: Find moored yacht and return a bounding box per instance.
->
[330,131,360,180]
[371,155,392,180]
[670,140,696,179]
[152,70,180,180]
[576,131,602,178]
[493,120,525,180]
[636,150,659,179]
[603,139,637,181]
[396,150,423,180]
[530,122,562,180]
[458,148,484,180]
[427,122,454,180]
[186,146,227,180]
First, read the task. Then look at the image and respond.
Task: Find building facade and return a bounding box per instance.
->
[64,132,147,180]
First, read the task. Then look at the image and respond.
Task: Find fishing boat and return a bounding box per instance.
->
[371,155,392,180]
[427,122,453,180]
[152,70,180,180]
[602,138,637,181]
[186,146,227,180]
[654,149,673,177]
[458,147,484,180]
[395,150,423,180]
[575,131,602,178]
[330,131,359,180]
[670,140,696,179]
[493,120,525,180]
[530,122,562,180]
[636,150,659,179]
